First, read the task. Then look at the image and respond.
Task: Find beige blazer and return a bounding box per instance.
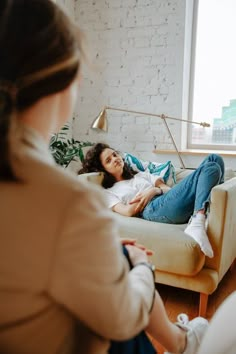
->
[0,125,154,354]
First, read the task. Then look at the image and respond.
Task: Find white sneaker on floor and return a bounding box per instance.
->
[164,313,209,354]
[184,214,214,258]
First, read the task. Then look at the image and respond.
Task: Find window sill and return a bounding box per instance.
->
[153,149,236,157]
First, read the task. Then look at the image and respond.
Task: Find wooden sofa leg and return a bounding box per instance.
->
[199,293,208,317]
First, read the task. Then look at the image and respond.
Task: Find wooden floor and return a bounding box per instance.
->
[149,264,236,353]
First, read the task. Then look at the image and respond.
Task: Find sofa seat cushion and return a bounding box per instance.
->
[113,213,205,277]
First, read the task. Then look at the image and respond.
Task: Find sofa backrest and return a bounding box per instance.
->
[77,172,104,185]
[77,168,235,187]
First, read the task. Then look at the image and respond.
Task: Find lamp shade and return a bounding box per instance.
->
[91,109,108,132]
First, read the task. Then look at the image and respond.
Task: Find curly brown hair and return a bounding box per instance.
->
[78,143,137,188]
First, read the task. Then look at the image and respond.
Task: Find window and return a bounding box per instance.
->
[188,0,236,151]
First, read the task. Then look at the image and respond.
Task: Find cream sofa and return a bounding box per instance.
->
[77,169,236,317]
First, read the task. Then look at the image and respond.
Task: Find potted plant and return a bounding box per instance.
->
[49,124,93,168]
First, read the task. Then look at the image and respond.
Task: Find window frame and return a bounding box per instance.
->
[186,0,236,152]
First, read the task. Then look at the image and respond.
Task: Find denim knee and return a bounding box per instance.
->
[208,154,224,180]
[202,161,222,184]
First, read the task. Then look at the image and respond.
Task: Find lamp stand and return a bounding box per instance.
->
[91,105,210,169]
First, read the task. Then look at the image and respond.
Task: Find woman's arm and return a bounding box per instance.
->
[129,187,162,214]
[112,187,162,216]
[112,201,139,217]
[48,182,155,340]
[154,178,171,194]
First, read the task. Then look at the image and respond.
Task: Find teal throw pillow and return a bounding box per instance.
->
[124,153,176,186]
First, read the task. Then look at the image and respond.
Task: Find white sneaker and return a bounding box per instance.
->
[184,214,214,258]
[164,313,209,354]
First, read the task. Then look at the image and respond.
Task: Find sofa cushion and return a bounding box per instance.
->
[175,167,235,183]
[113,213,205,276]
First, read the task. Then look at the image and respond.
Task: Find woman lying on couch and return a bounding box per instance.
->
[79,143,225,258]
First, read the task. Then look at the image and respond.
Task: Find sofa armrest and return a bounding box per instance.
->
[77,172,104,186]
[206,177,236,279]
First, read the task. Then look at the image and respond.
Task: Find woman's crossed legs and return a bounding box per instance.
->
[141,154,225,257]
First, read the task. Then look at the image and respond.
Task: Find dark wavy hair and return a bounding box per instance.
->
[0,0,83,181]
[78,143,138,188]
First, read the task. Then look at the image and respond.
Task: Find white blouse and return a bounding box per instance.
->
[104,171,162,209]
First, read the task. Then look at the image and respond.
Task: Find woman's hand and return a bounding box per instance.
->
[120,238,137,246]
[125,244,149,266]
[160,185,171,193]
[120,238,153,256]
[129,188,161,214]
[155,179,171,194]
[113,202,141,217]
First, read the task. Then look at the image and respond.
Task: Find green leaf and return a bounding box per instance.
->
[49,123,94,168]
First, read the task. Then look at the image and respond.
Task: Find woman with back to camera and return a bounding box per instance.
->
[79,143,225,259]
[0,1,209,354]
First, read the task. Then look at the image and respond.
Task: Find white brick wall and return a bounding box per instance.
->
[55,0,75,139]
[73,0,186,163]
[56,0,75,19]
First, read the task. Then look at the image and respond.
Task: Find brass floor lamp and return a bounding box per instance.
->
[91,106,210,169]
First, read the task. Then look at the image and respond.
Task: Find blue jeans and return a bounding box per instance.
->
[141,154,224,224]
